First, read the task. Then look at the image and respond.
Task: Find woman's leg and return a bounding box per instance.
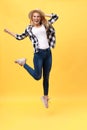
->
[24,53,43,80]
[43,49,52,96]
[15,52,43,80]
[41,49,52,108]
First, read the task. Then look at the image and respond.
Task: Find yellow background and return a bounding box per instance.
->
[0,0,87,130]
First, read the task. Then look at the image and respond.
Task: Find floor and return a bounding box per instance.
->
[0,96,87,130]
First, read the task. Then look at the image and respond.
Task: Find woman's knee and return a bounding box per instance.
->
[34,75,41,80]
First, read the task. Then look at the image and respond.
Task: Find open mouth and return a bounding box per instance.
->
[35,20,39,23]
[34,21,40,24]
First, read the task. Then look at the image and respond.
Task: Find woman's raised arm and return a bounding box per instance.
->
[47,13,59,24]
[4,29,16,38]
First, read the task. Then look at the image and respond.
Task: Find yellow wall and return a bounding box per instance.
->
[0,0,87,98]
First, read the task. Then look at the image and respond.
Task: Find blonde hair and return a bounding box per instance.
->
[28,9,49,29]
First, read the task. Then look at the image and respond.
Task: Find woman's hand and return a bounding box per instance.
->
[4,28,16,38]
[45,14,52,18]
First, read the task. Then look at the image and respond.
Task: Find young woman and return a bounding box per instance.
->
[4,9,58,108]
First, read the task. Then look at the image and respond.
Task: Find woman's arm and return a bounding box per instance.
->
[4,29,16,38]
[46,13,59,24]
[45,14,52,18]
[4,28,28,40]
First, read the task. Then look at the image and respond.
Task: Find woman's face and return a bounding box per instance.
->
[32,12,41,26]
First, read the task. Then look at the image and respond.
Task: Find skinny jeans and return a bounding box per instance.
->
[24,48,52,96]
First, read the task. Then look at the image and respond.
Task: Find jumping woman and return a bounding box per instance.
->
[4,9,58,108]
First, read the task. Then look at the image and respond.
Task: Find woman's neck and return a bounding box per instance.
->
[33,23,42,27]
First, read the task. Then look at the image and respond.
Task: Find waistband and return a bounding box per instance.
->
[38,48,50,51]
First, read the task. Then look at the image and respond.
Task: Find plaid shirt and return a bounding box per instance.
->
[16,13,58,53]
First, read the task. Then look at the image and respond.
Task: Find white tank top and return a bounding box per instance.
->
[32,25,49,49]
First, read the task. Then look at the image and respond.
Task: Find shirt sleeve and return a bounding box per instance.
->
[48,13,59,24]
[16,29,28,40]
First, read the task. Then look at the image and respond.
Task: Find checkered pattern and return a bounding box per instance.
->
[16,13,58,53]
